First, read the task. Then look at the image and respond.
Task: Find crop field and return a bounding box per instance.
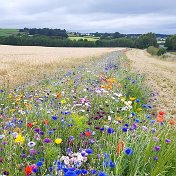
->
[0,47,176,176]
[0,45,120,88]
[68,36,100,41]
[0,29,19,36]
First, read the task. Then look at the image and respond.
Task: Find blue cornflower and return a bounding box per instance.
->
[131,112,136,116]
[135,118,140,123]
[85,148,93,155]
[125,148,133,155]
[75,169,82,175]
[107,128,114,134]
[81,169,88,174]
[110,161,115,168]
[64,171,76,176]
[32,168,38,173]
[100,127,105,131]
[142,104,147,108]
[148,105,152,109]
[122,127,128,132]
[98,171,107,176]
[52,115,58,120]
[36,161,43,167]
[136,99,140,103]
[48,130,54,135]
[91,170,97,174]
[146,114,150,118]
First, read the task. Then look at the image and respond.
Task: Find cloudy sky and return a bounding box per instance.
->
[0,0,176,34]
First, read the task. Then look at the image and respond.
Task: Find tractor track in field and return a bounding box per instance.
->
[125,48,176,114]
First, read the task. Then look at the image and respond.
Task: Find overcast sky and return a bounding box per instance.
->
[0,0,175,34]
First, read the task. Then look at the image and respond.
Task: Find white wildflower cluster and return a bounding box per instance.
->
[60,152,88,168]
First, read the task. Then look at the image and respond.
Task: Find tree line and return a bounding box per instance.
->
[0,29,175,51]
[19,28,68,38]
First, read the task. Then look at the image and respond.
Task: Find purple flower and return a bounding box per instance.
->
[34,128,40,133]
[154,156,158,161]
[30,149,37,155]
[43,138,51,143]
[21,153,27,158]
[165,139,171,143]
[154,146,161,151]
[153,137,159,142]
[0,157,3,163]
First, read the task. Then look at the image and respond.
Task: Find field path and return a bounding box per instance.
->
[125,49,176,114]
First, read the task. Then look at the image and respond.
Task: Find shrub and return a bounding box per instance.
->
[157,47,167,56]
[147,46,159,55]
[147,46,167,56]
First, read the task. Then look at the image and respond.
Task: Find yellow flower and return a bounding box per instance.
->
[15,134,25,144]
[116,116,122,121]
[55,138,62,144]
[14,127,21,133]
[130,97,136,101]
[137,108,142,112]
[10,109,16,112]
[61,100,66,104]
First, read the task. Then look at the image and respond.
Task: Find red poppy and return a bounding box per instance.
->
[24,166,32,175]
[169,119,175,125]
[27,123,33,128]
[85,131,91,137]
[158,111,165,116]
[156,115,164,123]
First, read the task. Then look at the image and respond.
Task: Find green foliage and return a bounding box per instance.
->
[157,47,167,56]
[147,46,167,56]
[135,33,158,49]
[165,35,176,51]
[147,46,159,55]
[20,28,68,38]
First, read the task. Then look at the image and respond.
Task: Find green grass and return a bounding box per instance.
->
[68,36,99,41]
[0,29,19,36]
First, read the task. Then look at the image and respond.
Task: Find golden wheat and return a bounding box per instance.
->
[0,45,124,88]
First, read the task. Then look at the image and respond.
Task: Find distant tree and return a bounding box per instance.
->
[112,32,124,39]
[165,35,176,50]
[135,32,158,49]
[94,32,101,37]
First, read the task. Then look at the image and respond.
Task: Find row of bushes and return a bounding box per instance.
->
[147,46,167,56]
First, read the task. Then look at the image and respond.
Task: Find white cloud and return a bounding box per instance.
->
[0,0,175,34]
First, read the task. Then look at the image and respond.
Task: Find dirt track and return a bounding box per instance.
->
[125,49,176,114]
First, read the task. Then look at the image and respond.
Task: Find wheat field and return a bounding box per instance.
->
[0,45,124,88]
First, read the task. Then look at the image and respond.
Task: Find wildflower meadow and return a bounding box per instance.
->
[0,51,176,176]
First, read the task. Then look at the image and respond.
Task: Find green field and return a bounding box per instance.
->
[69,36,99,41]
[0,29,19,36]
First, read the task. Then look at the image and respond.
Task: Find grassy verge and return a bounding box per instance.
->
[0,51,175,176]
